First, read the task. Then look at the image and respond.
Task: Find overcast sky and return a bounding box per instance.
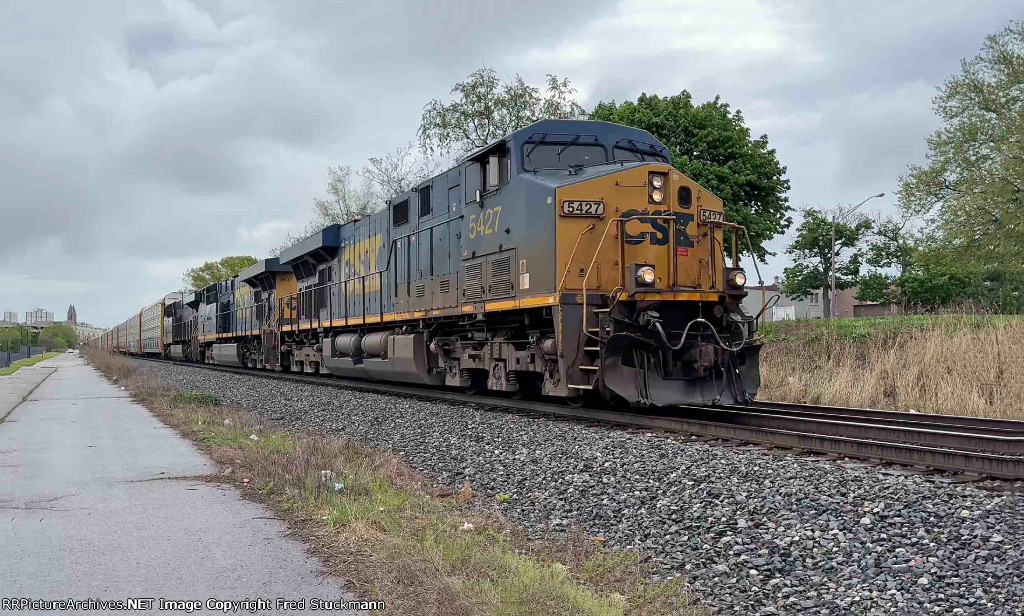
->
[0,0,1019,328]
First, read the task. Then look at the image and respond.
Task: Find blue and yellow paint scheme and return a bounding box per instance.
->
[120,119,760,407]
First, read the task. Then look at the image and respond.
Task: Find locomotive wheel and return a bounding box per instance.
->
[459,368,489,395]
[507,374,541,400]
[565,395,587,407]
[462,375,487,395]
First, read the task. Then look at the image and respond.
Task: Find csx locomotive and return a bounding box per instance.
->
[91,119,764,406]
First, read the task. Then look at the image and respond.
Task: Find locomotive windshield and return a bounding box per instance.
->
[521,133,668,171]
[612,147,667,163]
[612,139,669,163]
[522,141,607,171]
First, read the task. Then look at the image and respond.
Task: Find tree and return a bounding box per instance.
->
[856,210,921,305]
[781,208,872,317]
[419,67,587,157]
[865,210,919,276]
[183,255,259,290]
[855,271,900,305]
[278,146,440,255]
[0,326,28,352]
[898,20,1024,270]
[869,239,1024,313]
[274,166,379,255]
[590,92,792,258]
[313,166,378,227]
[898,252,975,310]
[361,142,438,198]
[39,324,76,350]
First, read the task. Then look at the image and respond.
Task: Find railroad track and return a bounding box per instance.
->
[133,356,1024,480]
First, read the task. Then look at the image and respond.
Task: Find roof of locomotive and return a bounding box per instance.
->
[462,119,671,165]
[238,257,291,283]
[278,224,342,265]
[273,119,677,269]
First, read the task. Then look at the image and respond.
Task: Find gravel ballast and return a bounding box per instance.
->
[140,360,1023,615]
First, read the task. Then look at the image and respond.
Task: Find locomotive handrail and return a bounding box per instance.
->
[277,269,385,333]
[707,221,768,334]
[557,223,596,292]
[276,214,463,334]
[580,215,678,344]
[573,214,745,361]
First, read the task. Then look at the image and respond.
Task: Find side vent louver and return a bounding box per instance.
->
[414,283,426,298]
[464,262,484,302]
[489,255,514,298]
[438,278,451,294]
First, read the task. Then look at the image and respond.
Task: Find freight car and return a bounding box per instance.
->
[88,294,180,358]
[98,119,764,407]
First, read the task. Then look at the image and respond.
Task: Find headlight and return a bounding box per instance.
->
[729,270,747,288]
[650,174,664,189]
[650,189,664,203]
[636,266,656,286]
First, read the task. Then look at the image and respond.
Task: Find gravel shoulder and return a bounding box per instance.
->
[140,360,1024,616]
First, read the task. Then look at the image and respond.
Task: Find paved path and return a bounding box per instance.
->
[0,354,364,614]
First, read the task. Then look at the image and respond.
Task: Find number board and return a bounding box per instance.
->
[561,200,605,217]
[698,208,724,224]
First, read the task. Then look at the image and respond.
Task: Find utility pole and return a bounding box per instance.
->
[830,193,885,319]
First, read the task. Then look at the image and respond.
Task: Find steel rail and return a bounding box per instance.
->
[131,357,1024,479]
[717,405,1024,440]
[743,400,1024,432]
[674,405,1024,455]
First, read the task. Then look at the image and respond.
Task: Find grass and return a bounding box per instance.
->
[761,313,1020,343]
[83,349,702,616]
[0,352,61,376]
[759,314,1024,418]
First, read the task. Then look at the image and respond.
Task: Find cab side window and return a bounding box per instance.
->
[465,162,481,203]
[392,198,409,226]
[466,142,509,203]
[482,147,510,192]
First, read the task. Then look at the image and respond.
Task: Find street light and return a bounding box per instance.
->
[830,192,885,319]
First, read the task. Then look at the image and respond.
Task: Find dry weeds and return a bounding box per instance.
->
[760,315,1024,418]
[83,349,702,616]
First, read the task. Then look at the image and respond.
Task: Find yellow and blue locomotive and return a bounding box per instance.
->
[101,119,762,407]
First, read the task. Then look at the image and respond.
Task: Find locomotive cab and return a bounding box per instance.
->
[514,121,763,406]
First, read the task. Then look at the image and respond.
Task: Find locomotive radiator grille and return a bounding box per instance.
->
[490,255,514,297]
[464,262,485,302]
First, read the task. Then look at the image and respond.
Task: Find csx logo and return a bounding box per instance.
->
[622,210,695,247]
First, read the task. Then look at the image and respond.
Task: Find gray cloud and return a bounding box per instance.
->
[0,0,1019,327]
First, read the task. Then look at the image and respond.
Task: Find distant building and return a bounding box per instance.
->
[2,310,16,324]
[742,281,896,321]
[68,322,105,342]
[48,304,106,343]
[832,287,899,318]
[25,308,54,325]
[742,283,824,321]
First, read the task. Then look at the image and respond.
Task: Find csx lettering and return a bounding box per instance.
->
[622,210,694,247]
[468,206,502,238]
[343,234,384,292]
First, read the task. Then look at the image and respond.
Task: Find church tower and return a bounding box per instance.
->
[67,303,77,325]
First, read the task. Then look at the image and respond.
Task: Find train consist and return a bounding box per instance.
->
[89,119,764,406]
